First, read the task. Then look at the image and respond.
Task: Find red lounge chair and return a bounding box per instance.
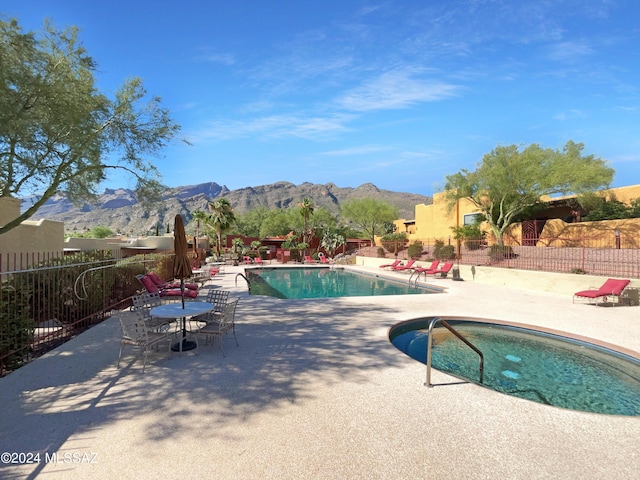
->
[304,255,317,264]
[573,278,631,305]
[411,260,440,275]
[392,259,416,271]
[414,262,455,280]
[318,253,331,264]
[148,271,198,290]
[380,260,401,269]
[138,275,199,299]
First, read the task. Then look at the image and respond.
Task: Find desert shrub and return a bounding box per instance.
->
[0,276,33,372]
[376,247,386,257]
[488,245,515,261]
[408,240,424,259]
[380,233,407,253]
[433,240,455,260]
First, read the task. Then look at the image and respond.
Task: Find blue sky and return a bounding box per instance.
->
[3,0,639,196]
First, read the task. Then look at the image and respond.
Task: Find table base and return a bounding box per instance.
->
[172,339,197,352]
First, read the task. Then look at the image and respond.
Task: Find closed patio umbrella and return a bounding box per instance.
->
[172,214,195,351]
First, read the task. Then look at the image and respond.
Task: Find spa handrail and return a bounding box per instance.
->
[425,317,484,387]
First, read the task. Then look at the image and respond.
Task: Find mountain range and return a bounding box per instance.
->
[21,181,432,234]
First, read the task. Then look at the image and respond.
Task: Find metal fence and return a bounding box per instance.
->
[370,233,640,279]
[0,250,164,376]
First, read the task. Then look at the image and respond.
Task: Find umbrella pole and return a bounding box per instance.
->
[171,278,197,352]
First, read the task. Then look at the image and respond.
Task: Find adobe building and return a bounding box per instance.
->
[394,184,640,249]
[0,197,65,271]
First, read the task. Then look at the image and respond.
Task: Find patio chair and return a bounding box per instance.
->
[116,310,171,372]
[391,259,416,271]
[130,292,170,332]
[573,278,631,305]
[191,289,230,327]
[136,274,199,299]
[379,260,401,269]
[197,298,240,356]
[304,255,317,264]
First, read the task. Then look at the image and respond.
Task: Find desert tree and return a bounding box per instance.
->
[444,141,614,245]
[0,19,182,235]
[340,198,399,246]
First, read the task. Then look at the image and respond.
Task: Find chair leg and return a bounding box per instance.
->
[117,343,124,368]
[218,334,226,357]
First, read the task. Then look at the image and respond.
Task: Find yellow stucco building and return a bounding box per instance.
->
[393,184,640,249]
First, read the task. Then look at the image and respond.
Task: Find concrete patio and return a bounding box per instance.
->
[1,263,639,479]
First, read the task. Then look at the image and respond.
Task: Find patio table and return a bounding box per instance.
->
[150,301,213,352]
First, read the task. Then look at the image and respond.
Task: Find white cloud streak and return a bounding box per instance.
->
[336,69,460,112]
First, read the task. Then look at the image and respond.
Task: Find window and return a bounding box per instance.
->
[463,213,483,225]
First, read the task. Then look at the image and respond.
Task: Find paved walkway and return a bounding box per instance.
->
[1,264,638,479]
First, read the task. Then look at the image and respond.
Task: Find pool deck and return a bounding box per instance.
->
[1,263,639,479]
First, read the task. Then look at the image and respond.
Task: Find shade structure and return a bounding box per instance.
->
[172,214,195,351]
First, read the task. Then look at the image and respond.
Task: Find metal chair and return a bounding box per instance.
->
[130,292,171,332]
[116,311,171,372]
[197,299,239,356]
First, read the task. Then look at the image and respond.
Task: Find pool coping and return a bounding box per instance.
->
[388,315,640,361]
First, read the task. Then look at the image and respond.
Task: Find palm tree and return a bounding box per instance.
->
[191,210,209,238]
[208,198,236,257]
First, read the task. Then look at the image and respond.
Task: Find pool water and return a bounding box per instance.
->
[390,319,640,416]
[245,267,439,299]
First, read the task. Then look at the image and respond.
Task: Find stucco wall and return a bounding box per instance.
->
[0,197,65,271]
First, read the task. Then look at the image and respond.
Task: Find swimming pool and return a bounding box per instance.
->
[245,267,440,299]
[390,318,640,416]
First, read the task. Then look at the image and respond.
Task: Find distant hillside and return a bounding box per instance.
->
[21,181,432,234]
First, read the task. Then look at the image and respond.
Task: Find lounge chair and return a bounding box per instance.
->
[380,260,401,269]
[137,274,199,299]
[411,260,440,274]
[427,261,455,278]
[147,271,198,290]
[392,259,416,271]
[318,252,331,264]
[413,262,455,280]
[573,278,631,305]
[304,255,317,264]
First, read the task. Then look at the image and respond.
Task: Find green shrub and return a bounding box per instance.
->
[0,277,33,372]
[433,240,455,260]
[376,247,386,257]
[408,240,424,259]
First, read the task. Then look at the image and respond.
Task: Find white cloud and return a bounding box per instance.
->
[547,41,594,62]
[188,113,354,142]
[318,145,390,156]
[336,69,460,112]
